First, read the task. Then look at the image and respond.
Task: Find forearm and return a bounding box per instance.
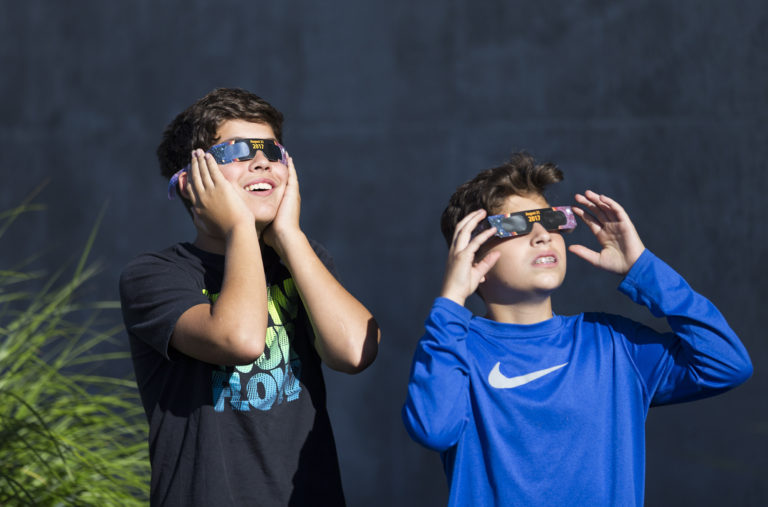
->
[621,250,752,399]
[213,225,270,352]
[403,298,471,451]
[171,224,269,365]
[276,231,379,373]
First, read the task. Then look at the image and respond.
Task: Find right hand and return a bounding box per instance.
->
[439,209,501,306]
[182,150,255,238]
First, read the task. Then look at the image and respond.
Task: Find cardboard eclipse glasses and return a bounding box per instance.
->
[477,206,577,238]
[167,138,287,199]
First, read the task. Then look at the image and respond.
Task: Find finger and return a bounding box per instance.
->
[285,155,300,194]
[454,208,486,232]
[197,151,216,189]
[466,225,497,253]
[474,250,501,279]
[576,191,609,223]
[178,170,197,206]
[584,189,607,207]
[452,209,487,249]
[286,154,297,176]
[572,205,604,236]
[593,193,629,223]
[567,244,601,267]
[589,191,627,225]
[188,151,205,197]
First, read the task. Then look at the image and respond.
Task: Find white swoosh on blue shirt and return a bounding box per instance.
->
[488,362,568,389]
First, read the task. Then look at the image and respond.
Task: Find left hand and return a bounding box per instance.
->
[568,190,645,276]
[263,155,302,254]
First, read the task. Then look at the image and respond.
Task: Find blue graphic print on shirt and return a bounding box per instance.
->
[208,278,303,412]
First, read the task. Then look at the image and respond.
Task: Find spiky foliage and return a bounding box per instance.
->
[0,194,150,505]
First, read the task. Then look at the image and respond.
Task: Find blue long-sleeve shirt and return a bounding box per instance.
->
[402,250,751,506]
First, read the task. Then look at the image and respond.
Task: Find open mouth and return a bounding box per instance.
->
[244,182,274,193]
[533,256,556,265]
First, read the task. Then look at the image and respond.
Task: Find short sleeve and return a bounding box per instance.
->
[119,252,209,360]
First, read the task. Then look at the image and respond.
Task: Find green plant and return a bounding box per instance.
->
[0,194,150,505]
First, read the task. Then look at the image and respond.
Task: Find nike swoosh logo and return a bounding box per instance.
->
[488,362,568,389]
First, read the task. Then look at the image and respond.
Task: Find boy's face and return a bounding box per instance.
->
[209,119,288,231]
[478,193,567,302]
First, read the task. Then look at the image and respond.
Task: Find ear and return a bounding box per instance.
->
[177,170,192,200]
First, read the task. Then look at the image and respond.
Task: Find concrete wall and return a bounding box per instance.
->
[1,1,765,504]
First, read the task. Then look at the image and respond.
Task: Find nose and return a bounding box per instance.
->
[247,149,272,170]
[529,222,552,245]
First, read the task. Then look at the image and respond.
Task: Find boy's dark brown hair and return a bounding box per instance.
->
[440,151,563,244]
[157,88,284,213]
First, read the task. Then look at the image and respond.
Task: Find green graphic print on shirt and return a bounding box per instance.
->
[208,278,303,412]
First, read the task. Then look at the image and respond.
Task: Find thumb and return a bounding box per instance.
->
[568,244,601,267]
[475,250,501,278]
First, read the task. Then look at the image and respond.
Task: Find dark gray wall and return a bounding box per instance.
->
[2,1,766,505]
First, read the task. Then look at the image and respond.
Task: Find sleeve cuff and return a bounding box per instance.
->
[433,297,474,322]
[618,249,655,295]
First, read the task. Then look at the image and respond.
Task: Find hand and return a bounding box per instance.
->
[568,190,645,276]
[263,155,302,254]
[182,149,255,238]
[440,209,501,306]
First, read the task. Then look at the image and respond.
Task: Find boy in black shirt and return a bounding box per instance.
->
[120,88,380,506]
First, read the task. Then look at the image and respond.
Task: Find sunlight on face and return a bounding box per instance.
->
[479,194,567,302]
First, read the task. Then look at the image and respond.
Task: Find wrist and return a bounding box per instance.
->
[269,228,307,259]
[439,286,467,307]
[619,244,646,276]
[225,221,259,244]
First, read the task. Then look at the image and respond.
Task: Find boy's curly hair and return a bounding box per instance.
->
[157,88,284,180]
[440,152,563,244]
[156,88,284,214]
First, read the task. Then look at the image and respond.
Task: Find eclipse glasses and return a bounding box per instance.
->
[167,138,287,199]
[477,206,577,238]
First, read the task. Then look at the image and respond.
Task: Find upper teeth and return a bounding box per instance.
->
[535,256,555,264]
[245,182,273,191]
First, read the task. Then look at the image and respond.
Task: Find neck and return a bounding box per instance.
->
[193,233,227,255]
[483,294,554,325]
[192,221,268,256]
[193,231,266,256]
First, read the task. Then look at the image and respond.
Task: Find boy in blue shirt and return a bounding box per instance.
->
[402,152,752,506]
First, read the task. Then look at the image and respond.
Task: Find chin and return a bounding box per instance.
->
[540,279,565,292]
[250,206,278,223]
[539,269,566,286]
[254,216,276,231]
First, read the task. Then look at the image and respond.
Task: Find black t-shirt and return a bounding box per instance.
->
[119,242,345,506]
